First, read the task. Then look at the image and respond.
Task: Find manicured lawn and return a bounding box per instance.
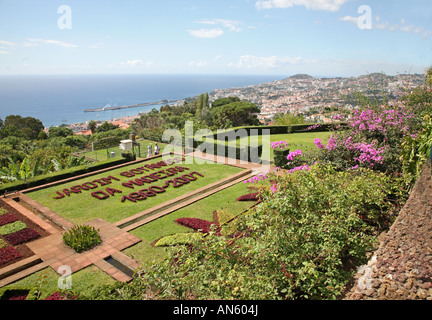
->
[212,131,332,161]
[82,139,171,161]
[124,180,263,264]
[27,156,244,225]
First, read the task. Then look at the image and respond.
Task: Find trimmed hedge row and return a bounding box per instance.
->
[0,157,130,194]
[274,148,291,169]
[213,123,339,139]
[187,139,263,163]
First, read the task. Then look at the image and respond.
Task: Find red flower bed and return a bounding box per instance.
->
[0,213,19,226]
[0,247,22,265]
[45,291,77,300]
[176,217,218,234]
[236,193,262,202]
[4,228,40,246]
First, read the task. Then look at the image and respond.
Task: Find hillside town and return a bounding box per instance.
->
[67,73,425,134]
[209,73,425,124]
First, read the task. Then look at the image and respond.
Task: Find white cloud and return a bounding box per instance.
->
[188,28,224,38]
[122,59,144,66]
[24,38,78,48]
[0,51,12,54]
[256,0,349,11]
[340,16,432,37]
[229,54,303,70]
[0,40,16,47]
[195,19,243,32]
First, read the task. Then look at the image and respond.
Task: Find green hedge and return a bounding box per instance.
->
[213,123,339,139]
[0,157,130,194]
[273,148,291,169]
[188,139,263,163]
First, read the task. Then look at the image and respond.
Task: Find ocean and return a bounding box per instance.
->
[0,74,280,128]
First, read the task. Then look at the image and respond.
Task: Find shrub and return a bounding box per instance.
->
[0,208,8,216]
[236,193,261,202]
[4,228,40,245]
[0,214,19,226]
[62,225,101,253]
[0,221,27,236]
[0,247,22,265]
[176,217,219,234]
[154,232,203,247]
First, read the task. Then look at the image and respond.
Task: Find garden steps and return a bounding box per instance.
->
[116,168,255,232]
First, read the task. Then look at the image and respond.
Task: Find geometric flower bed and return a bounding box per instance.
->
[0,247,22,265]
[0,206,41,267]
[3,228,40,246]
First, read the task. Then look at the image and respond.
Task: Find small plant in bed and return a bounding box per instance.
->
[63,225,101,253]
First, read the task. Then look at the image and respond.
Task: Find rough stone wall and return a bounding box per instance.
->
[345,160,432,300]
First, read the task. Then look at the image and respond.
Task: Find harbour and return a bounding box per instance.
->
[83,99,178,112]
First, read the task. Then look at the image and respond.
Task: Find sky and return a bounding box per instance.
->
[0,0,431,77]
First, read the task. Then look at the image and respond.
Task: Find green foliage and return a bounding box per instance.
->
[154,232,203,247]
[274,113,305,126]
[400,114,432,187]
[62,225,101,253]
[96,164,401,300]
[211,101,260,128]
[0,221,27,236]
[0,239,8,249]
[273,148,291,169]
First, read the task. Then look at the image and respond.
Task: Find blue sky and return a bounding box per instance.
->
[0,0,431,77]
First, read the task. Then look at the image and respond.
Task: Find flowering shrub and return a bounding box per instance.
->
[243,173,267,184]
[271,141,288,150]
[0,247,22,265]
[0,214,18,226]
[286,149,303,162]
[4,228,40,246]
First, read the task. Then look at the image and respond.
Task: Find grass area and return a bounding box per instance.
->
[27,155,244,225]
[124,181,262,264]
[1,181,264,298]
[81,139,170,161]
[0,265,116,299]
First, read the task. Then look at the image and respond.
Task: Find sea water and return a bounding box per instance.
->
[0,74,279,128]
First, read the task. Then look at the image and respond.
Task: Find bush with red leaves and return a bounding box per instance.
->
[0,214,18,226]
[45,291,77,300]
[4,228,40,246]
[176,217,218,234]
[0,247,22,265]
[236,193,262,202]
